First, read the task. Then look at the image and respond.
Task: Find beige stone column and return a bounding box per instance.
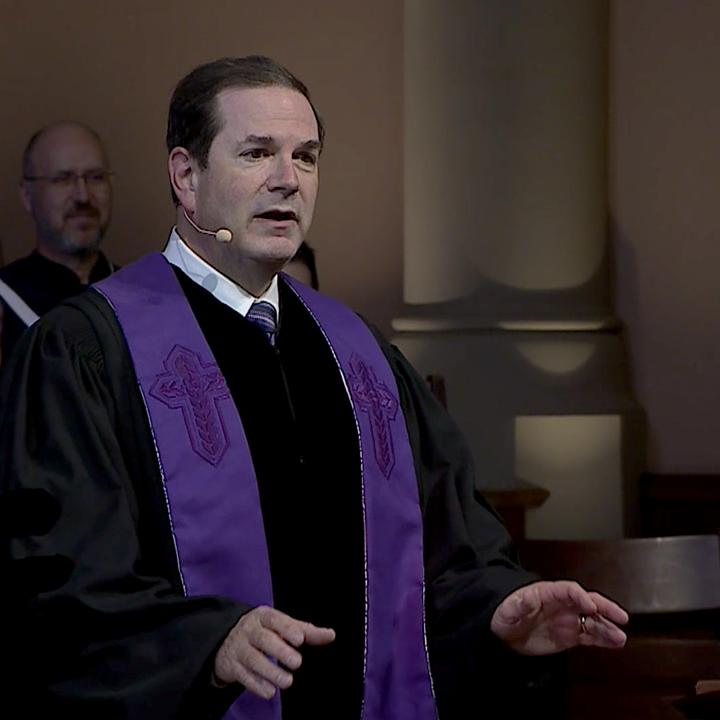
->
[395,0,643,539]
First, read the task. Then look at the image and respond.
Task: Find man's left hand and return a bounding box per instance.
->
[490,580,629,655]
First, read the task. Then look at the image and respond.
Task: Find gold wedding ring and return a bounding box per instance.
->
[579,614,588,634]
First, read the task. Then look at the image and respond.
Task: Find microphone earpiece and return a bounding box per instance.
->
[182,208,233,243]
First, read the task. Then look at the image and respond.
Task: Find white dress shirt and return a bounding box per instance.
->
[162,228,280,319]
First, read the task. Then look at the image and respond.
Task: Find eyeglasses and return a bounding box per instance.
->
[23,170,114,191]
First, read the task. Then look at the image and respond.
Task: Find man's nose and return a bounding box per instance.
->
[71,176,91,202]
[268,155,299,196]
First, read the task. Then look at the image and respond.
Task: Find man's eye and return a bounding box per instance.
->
[242,149,269,160]
[296,153,318,166]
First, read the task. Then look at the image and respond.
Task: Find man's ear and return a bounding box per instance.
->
[19,181,32,214]
[168,147,198,213]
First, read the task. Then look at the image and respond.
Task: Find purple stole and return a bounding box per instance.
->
[94,253,437,720]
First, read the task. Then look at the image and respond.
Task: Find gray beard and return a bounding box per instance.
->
[47,226,105,258]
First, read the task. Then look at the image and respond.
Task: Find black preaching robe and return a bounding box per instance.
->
[0,250,114,362]
[0,271,542,719]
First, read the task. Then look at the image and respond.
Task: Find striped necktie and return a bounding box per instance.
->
[246,300,278,346]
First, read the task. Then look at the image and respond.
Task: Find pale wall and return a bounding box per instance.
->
[0,0,403,333]
[610,0,720,472]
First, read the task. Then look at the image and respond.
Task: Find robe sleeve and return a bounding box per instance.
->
[0,297,26,363]
[0,296,247,719]
[373,331,565,716]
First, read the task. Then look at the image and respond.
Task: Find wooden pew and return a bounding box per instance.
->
[517,535,720,719]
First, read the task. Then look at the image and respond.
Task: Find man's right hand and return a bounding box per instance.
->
[213,605,335,699]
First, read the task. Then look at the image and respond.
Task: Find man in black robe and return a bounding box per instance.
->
[0,122,115,365]
[283,241,319,289]
[0,56,628,720]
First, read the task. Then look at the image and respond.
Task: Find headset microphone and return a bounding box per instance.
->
[182,208,233,243]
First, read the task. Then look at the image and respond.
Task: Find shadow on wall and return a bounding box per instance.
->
[398,238,615,327]
[608,212,651,465]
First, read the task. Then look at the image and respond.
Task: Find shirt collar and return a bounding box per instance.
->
[162,228,279,319]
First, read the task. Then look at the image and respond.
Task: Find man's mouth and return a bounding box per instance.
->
[255,209,298,223]
[66,206,99,221]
